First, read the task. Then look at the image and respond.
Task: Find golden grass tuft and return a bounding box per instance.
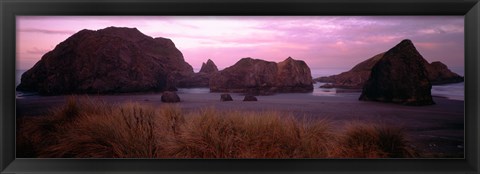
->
[334,122,417,158]
[18,96,165,158]
[165,109,336,158]
[17,96,417,158]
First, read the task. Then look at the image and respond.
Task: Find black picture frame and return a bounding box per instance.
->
[1,0,479,173]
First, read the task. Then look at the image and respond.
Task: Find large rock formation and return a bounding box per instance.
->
[176,59,219,88]
[275,57,315,93]
[359,39,435,106]
[209,57,313,95]
[17,27,194,95]
[426,61,464,85]
[210,58,277,94]
[315,53,385,89]
[316,45,463,89]
[176,73,211,88]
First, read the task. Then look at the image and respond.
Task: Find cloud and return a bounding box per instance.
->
[19,28,76,35]
[26,47,50,55]
[15,16,465,71]
[417,25,463,35]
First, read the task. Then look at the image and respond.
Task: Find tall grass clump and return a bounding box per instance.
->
[17,96,171,158]
[334,122,417,158]
[17,96,111,157]
[40,103,162,158]
[166,108,336,158]
[17,96,418,158]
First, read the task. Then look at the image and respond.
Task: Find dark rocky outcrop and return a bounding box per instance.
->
[199,59,218,74]
[220,94,233,101]
[426,61,464,85]
[315,53,385,89]
[243,95,258,101]
[176,73,211,88]
[211,58,278,95]
[17,27,194,95]
[275,57,315,93]
[176,59,218,88]
[210,57,313,95]
[161,91,181,103]
[316,46,463,89]
[359,39,435,106]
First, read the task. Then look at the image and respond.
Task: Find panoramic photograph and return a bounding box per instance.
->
[15,16,464,158]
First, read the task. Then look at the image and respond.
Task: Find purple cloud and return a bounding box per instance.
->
[19,28,76,35]
[16,16,464,74]
[25,47,50,55]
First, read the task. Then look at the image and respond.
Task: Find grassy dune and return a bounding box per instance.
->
[17,96,417,158]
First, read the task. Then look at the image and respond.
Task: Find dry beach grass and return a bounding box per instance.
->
[17,96,417,158]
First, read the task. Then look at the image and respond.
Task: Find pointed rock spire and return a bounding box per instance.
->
[359,39,435,106]
[199,59,219,73]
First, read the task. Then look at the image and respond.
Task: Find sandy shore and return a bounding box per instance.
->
[16,90,464,158]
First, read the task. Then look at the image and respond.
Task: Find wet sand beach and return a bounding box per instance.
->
[16,90,464,158]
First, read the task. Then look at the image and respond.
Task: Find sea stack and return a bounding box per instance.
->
[426,61,464,85]
[199,59,219,74]
[176,59,219,88]
[210,58,277,94]
[209,57,313,95]
[359,39,435,106]
[16,27,194,95]
[315,42,463,89]
[275,57,315,93]
[316,53,385,89]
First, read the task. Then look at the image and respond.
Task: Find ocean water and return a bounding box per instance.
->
[311,83,337,96]
[177,88,210,94]
[312,81,465,101]
[431,82,464,101]
[16,68,465,101]
[311,68,349,78]
[311,68,465,101]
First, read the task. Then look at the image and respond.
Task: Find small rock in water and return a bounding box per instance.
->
[243,95,258,101]
[161,91,181,103]
[220,93,233,101]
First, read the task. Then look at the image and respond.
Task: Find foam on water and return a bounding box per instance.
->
[431,82,464,101]
[177,88,210,94]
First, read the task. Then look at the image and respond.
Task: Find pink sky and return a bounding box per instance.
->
[16,16,464,75]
